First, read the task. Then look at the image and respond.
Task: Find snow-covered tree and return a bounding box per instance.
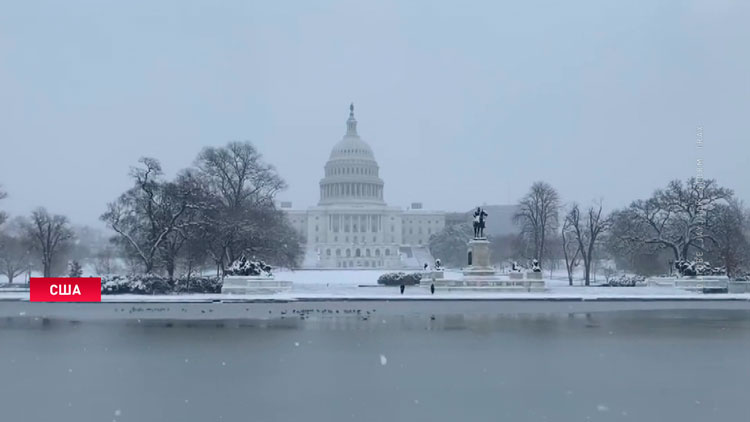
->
[103,145,301,277]
[609,178,733,274]
[67,260,83,277]
[101,158,204,275]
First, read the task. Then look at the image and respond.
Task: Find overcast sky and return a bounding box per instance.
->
[1,0,748,227]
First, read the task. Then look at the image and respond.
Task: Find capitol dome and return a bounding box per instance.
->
[319,104,385,205]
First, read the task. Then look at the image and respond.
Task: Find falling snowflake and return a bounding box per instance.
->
[114,410,122,416]
[379,354,387,366]
[294,342,299,347]
[597,404,609,412]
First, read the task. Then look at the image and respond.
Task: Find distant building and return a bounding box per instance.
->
[284,104,445,269]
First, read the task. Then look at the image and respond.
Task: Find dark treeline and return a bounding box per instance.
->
[0,142,302,282]
[2,163,749,284]
[100,142,302,279]
[429,178,750,285]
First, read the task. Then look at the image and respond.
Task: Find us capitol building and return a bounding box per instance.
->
[283,104,445,269]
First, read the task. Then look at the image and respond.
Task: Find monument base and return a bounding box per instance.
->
[424,238,546,292]
[431,275,546,292]
[463,238,497,276]
[648,276,728,293]
[423,270,444,280]
[221,276,293,295]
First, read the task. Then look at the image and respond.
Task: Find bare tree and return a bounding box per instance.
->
[0,233,30,283]
[561,212,581,286]
[0,186,7,227]
[565,201,610,286]
[514,181,560,269]
[93,246,121,275]
[155,171,210,279]
[23,208,74,277]
[709,199,750,277]
[196,142,286,210]
[103,144,300,276]
[180,233,209,283]
[195,141,289,269]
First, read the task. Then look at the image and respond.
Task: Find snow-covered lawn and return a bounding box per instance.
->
[1,269,748,302]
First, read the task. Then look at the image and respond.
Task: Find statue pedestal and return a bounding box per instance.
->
[221,276,293,295]
[430,237,546,292]
[424,270,444,280]
[526,272,543,280]
[464,238,495,276]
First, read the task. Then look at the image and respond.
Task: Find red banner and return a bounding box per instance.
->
[30,277,101,302]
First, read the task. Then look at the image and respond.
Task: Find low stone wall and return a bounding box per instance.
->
[507,272,542,280]
[729,281,750,294]
[649,276,729,293]
[4,297,750,322]
[221,277,293,295]
[433,276,545,292]
[423,271,444,280]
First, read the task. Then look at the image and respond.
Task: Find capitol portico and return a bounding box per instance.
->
[284,104,445,269]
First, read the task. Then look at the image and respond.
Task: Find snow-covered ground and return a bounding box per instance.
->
[2,269,749,322]
[1,269,749,302]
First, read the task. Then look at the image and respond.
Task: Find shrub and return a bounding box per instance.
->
[377,272,422,286]
[606,275,646,287]
[101,275,222,295]
[173,277,223,294]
